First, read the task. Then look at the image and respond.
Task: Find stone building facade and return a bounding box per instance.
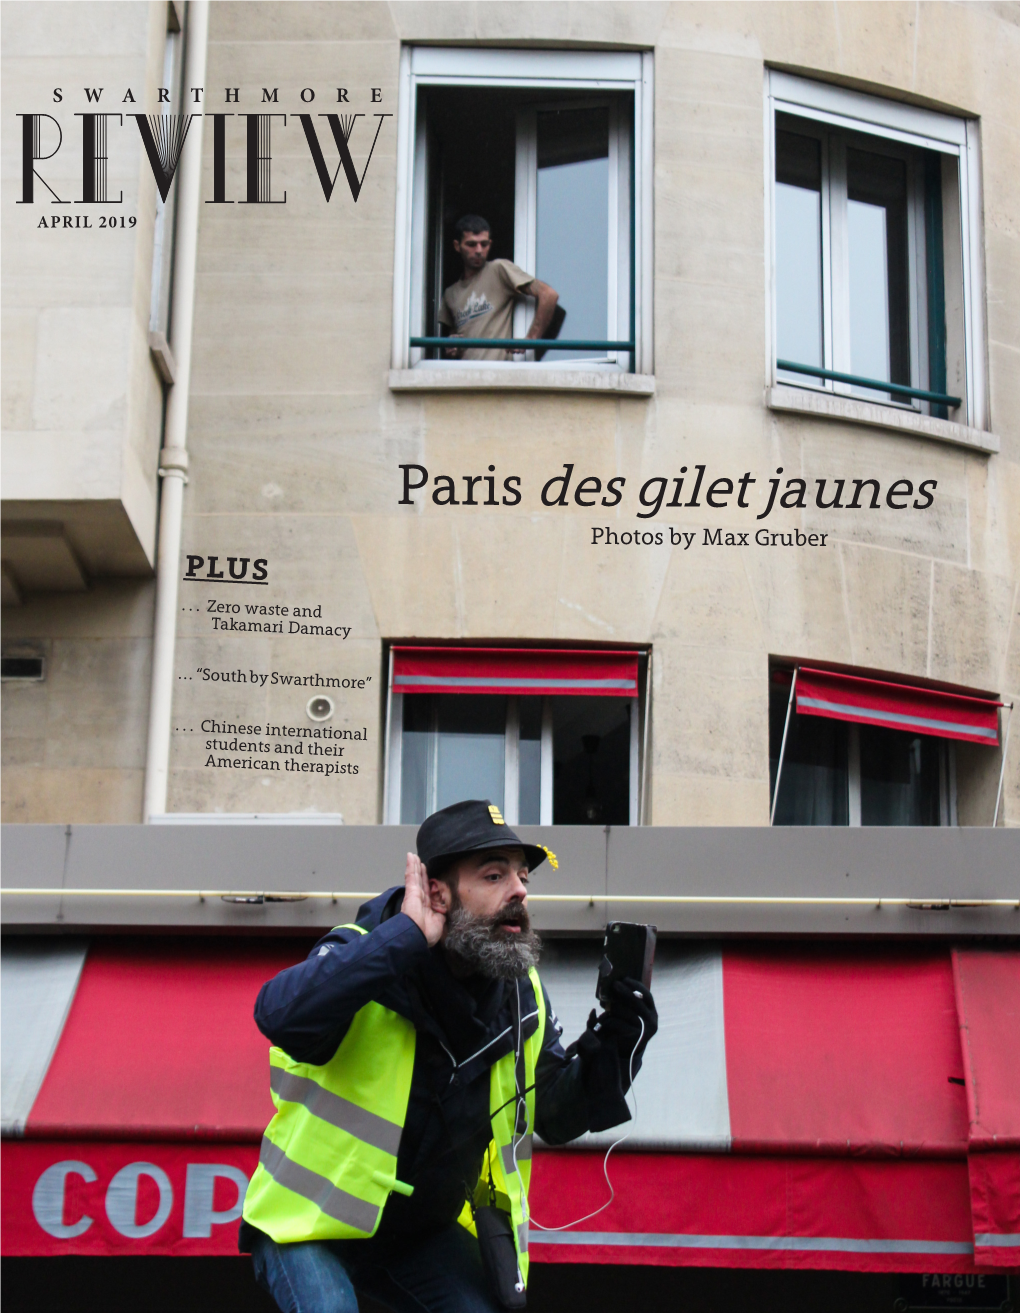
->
[3,0,1018,831]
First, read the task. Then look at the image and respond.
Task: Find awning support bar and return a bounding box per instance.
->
[770,669,797,826]
[992,702,1014,827]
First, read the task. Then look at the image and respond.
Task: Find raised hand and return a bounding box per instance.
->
[400,852,446,947]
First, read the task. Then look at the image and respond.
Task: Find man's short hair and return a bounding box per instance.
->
[429,855,460,888]
[432,845,526,891]
[454,214,491,239]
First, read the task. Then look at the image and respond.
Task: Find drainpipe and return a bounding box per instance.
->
[143,1,209,821]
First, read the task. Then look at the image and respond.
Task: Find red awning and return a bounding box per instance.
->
[722,948,968,1157]
[1,1144,982,1269]
[529,1153,978,1273]
[3,937,1018,1271]
[794,668,1001,746]
[952,949,1020,1268]
[391,648,639,697]
[23,939,296,1141]
[2,937,299,1258]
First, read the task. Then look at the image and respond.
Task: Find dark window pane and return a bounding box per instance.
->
[860,726,941,825]
[776,127,822,190]
[435,694,506,737]
[520,697,543,740]
[769,675,849,825]
[421,85,519,330]
[519,697,543,825]
[775,128,823,370]
[552,696,630,825]
[1,657,44,679]
[402,694,434,734]
[846,148,910,392]
[537,106,609,169]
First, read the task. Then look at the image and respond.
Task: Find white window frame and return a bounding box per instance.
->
[510,99,631,367]
[765,71,986,430]
[391,47,654,377]
[383,651,642,826]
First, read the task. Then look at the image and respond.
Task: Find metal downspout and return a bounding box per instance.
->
[143,1,209,821]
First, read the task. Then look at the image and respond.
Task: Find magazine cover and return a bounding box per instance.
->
[2,3,1018,1310]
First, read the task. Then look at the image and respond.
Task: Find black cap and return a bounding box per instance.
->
[416,799,548,878]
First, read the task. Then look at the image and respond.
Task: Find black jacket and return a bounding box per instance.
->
[241,887,637,1246]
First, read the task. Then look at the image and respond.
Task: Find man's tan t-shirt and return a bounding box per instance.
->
[438,259,534,361]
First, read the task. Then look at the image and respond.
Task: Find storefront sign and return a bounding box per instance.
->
[1,1142,258,1257]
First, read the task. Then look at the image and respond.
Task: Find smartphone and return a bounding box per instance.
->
[596,922,657,1006]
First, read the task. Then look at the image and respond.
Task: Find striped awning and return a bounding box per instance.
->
[391,648,639,697]
[795,668,1002,746]
[952,949,1020,1268]
[529,1154,979,1272]
[3,936,1017,1269]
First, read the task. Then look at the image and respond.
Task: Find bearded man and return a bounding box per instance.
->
[241,798,657,1313]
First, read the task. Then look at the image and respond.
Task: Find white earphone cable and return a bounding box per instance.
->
[526,1011,645,1232]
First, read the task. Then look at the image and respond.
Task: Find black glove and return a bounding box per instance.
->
[592,978,658,1074]
[566,978,658,1132]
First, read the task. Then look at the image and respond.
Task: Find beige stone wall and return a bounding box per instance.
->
[3,2,1017,826]
[1,582,154,821]
[1,1,170,572]
[1,2,170,822]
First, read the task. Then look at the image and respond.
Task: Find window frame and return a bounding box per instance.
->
[511,97,631,367]
[768,665,961,828]
[774,116,932,410]
[383,647,645,826]
[765,70,986,429]
[391,46,654,377]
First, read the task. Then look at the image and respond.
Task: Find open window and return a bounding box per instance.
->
[384,647,645,826]
[768,72,985,426]
[393,48,653,377]
[768,666,1005,826]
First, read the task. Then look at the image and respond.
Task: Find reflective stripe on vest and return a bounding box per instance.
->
[257,1134,379,1234]
[243,923,547,1285]
[500,1133,533,1178]
[268,1067,403,1156]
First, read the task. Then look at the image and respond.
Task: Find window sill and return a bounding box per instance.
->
[389,368,655,396]
[767,385,998,455]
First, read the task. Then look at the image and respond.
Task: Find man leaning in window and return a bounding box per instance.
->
[440,214,559,360]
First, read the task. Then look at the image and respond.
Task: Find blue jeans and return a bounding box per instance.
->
[249,1222,502,1313]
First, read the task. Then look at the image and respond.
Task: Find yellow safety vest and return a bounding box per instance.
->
[243,924,546,1287]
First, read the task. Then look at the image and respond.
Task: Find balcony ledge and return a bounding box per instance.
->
[768,385,998,454]
[389,367,655,396]
[3,823,1017,937]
